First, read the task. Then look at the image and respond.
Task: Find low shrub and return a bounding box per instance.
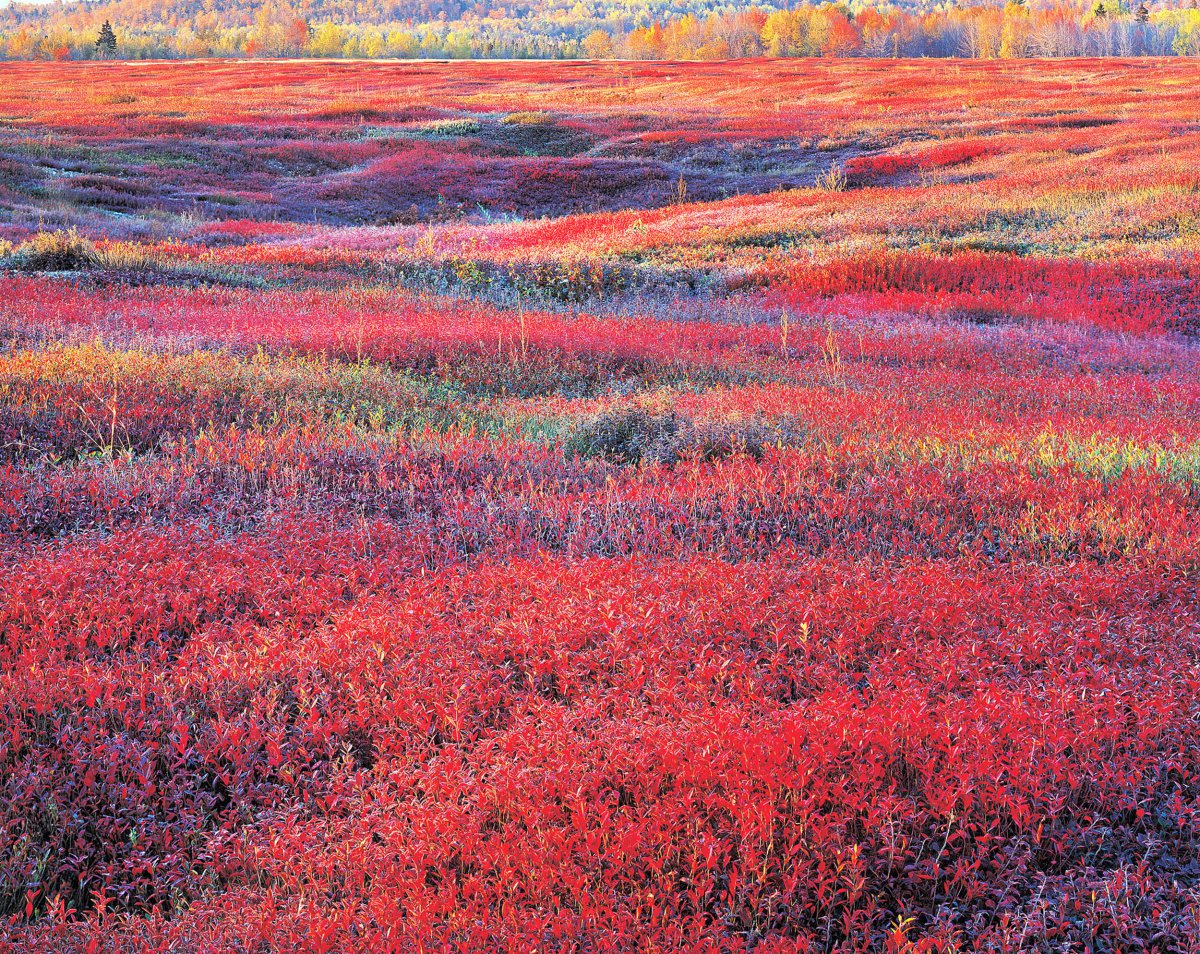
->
[569,408,771,466]
[10,230,98,271]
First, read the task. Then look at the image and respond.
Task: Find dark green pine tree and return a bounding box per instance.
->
[96,20,117,57]
[1136,2,1150,21]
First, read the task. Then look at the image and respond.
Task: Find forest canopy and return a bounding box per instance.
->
[1,0,1199,59]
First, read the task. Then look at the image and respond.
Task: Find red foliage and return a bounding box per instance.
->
[1,60,1199,952]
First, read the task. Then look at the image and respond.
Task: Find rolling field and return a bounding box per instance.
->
[1,59,1200,951]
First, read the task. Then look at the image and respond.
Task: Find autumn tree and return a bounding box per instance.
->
[249,1,309,56]
[582,28,613,58]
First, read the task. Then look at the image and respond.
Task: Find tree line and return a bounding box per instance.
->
[2,0,1199,60]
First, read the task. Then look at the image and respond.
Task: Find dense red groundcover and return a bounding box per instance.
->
[1,60,1199,951]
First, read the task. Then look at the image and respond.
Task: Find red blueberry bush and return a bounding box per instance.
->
[1,59,1199,952]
